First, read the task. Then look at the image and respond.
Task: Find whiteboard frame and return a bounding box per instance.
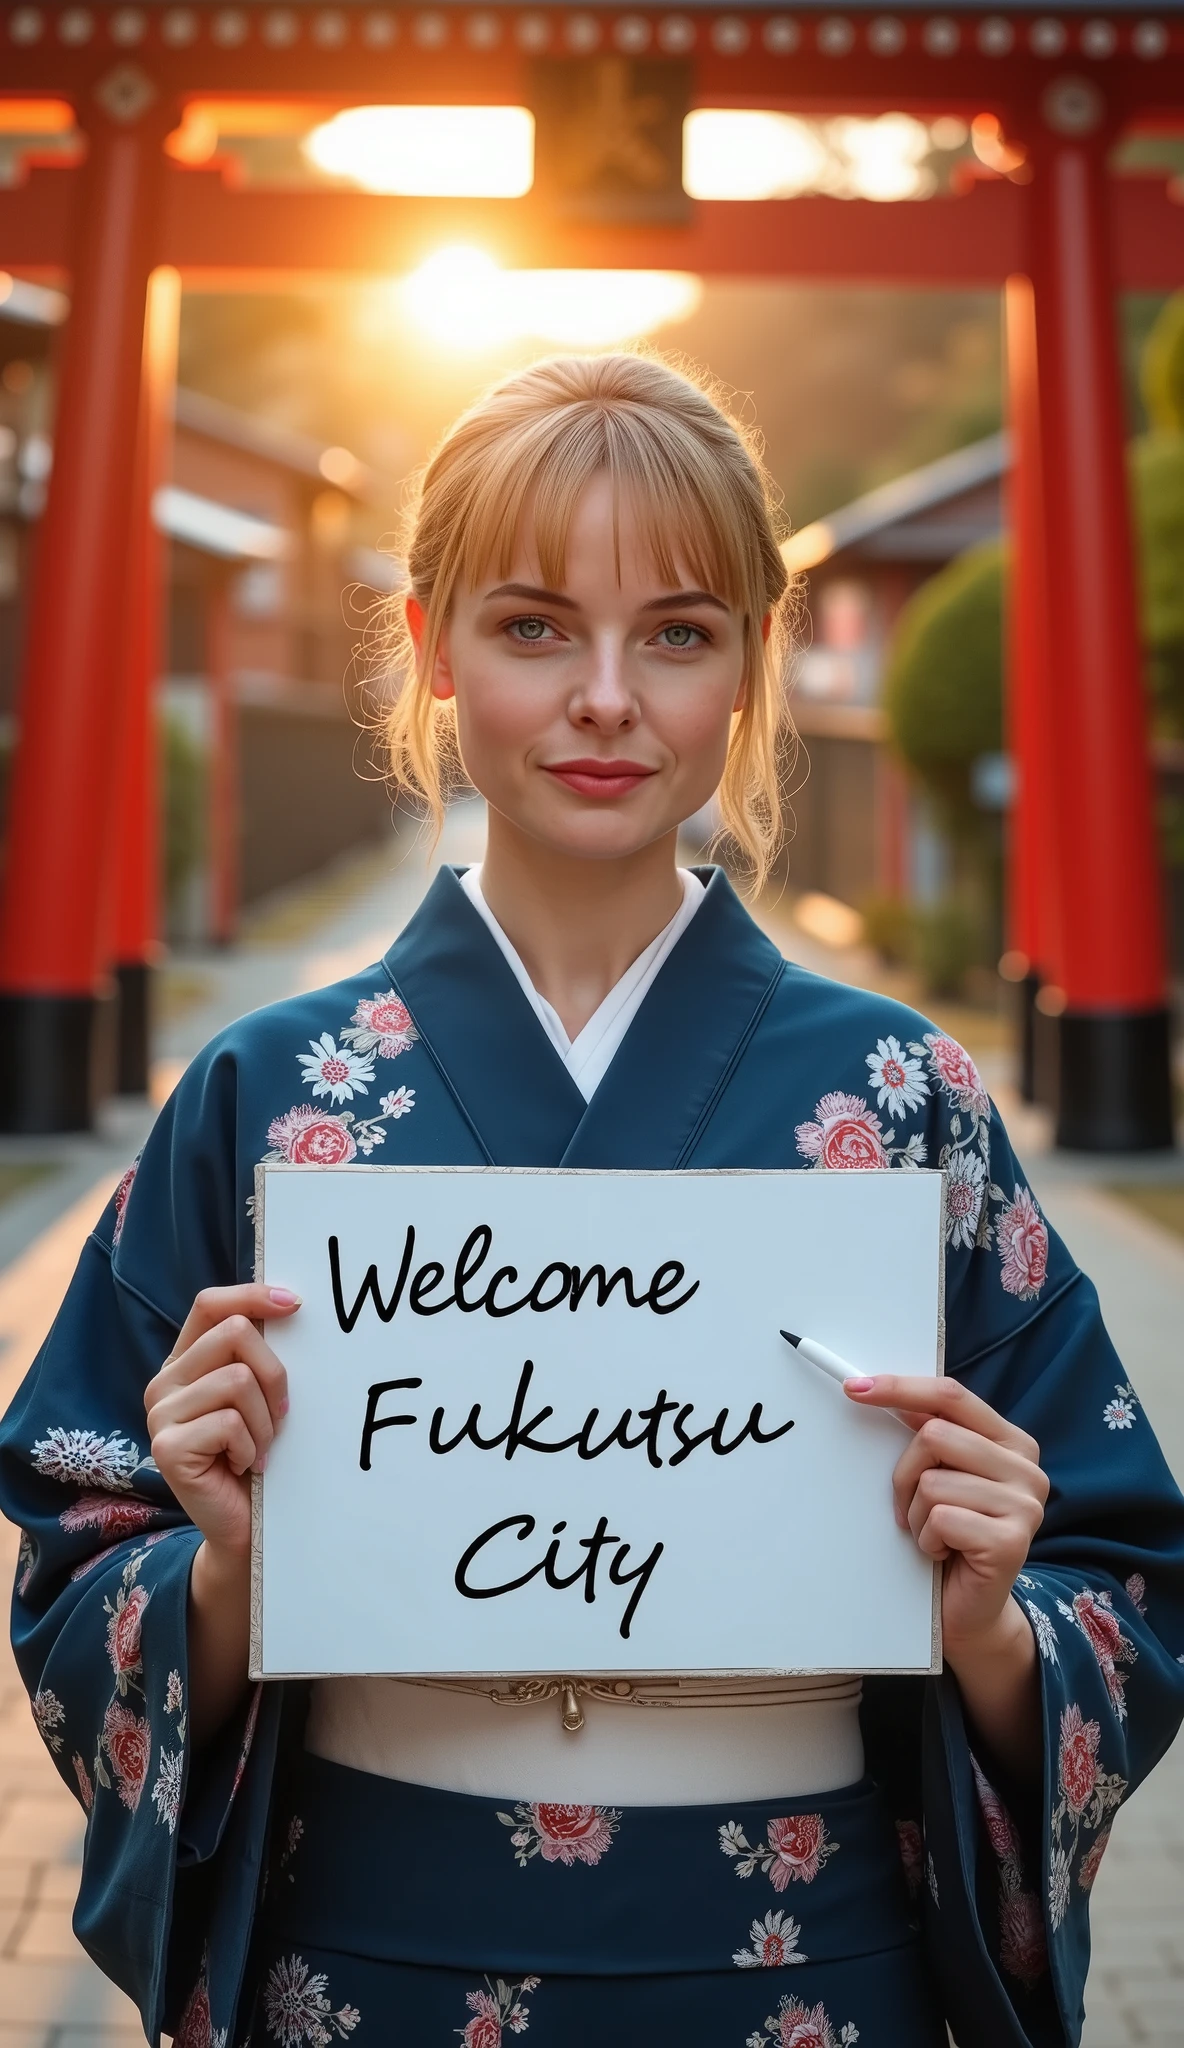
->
[250,1163,945,1681]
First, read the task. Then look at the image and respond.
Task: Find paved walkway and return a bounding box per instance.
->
[0,814,1180,2045]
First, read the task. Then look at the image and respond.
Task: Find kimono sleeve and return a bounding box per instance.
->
[0,1039,269,2039]
[925,1055,1184,2048]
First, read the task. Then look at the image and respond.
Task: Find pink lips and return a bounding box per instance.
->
[544,758,658,799]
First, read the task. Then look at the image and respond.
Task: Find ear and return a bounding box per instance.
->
[406,594,456,702]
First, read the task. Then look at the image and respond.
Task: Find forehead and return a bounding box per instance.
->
[476,470,733,603]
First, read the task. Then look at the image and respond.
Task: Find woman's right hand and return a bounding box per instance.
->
[144,1283,299,1561]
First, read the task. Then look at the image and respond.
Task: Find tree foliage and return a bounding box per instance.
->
[882,540,1005,827]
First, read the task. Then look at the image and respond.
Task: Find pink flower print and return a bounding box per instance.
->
[112,1158,139,1245]
[894,1818,924,1895]
[173,1951,227,2048]
[531,1802,617,1865]
[1058,1703,1101,1817]
[999,1889,1047,1984]
[73,1752,94,1811]
[267,1105,358,1165]
[103,1700,151,1810]
[1078,1826,1111,1891]
[776,1996,840,2046]
[105,1581,149,1681]
[865,1036,928,1119]
[462,1993,502,2048]
[944,1149,986,1250]
[458,1978,538,2045]
[232,1685,262,1799]
[1070,1589,1135,1717]
[297,1032,374,1104]
[344,993,418,1060]
[765,1813,838,1889]
[60,1492,156,1541]
[997,1185,1049,1300]
[795,1093,887,1170]
[970,1755,1021,1862]
[923,1032,991,1119]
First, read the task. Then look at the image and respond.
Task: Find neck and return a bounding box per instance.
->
[478,812,685,1039]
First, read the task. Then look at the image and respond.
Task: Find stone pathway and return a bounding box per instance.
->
[0,815,1180,2045]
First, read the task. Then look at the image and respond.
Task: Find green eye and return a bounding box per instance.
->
[509,617,551,642]
[660,622,701,649]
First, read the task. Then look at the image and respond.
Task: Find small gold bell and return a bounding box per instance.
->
[560,1680,584,1734]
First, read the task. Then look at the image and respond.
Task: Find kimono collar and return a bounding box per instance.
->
[382,863,785,1170]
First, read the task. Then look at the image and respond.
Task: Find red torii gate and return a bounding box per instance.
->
[0,2,1179,1150]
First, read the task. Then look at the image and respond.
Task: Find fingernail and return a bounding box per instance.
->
[278,1397,289,1417]
[253,1453,268,1474]
[269,1288,301,1307]
[846,1377,876,1393]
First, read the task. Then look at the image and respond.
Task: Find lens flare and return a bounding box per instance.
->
[400,247,702,351]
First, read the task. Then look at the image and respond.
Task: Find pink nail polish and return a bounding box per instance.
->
[269,1287,300,1307]
[846,1377,876,1393]
[278,1397,289,1417]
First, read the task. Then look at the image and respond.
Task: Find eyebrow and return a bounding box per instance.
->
[483,582,730,615]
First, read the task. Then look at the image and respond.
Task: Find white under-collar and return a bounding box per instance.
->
[459,864,705,1102]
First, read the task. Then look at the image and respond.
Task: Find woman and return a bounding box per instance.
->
[2,354,1182,2048]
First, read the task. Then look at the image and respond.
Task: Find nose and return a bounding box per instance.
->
[569,634,639,732]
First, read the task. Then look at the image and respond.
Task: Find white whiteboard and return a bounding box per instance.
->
[252,1166,943,1679]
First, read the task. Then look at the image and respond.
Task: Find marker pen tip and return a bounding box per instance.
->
[780,1330,801,1348]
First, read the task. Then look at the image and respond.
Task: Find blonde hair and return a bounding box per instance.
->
[378,352,798,888]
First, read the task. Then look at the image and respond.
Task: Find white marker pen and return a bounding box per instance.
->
[780,1329,872,1386]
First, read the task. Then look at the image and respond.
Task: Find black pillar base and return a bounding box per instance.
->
[0,990,112,1133]
[1056,1007,1176,1153]
[114,961,152,1098]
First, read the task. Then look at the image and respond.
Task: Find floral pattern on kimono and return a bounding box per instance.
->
[457,1975,538,2044]
[745,1994,859,2046]
[0,867,1180,2048]
[498,1800,619,1867]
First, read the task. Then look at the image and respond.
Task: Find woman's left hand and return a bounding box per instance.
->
[844,1374,1050,1653]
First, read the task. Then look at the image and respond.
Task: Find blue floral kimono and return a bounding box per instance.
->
[2,867,1182,2048]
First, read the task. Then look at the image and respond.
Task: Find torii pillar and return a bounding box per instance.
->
[110,263,181,1099]
[0,71,173,1131]
[1023,75,1174,1152]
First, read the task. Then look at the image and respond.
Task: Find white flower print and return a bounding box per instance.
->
[16,1528,34,1595]
[165,1669,184,1716]
[1103,1383,1140,1431]
[945,1148,987,1250]
[31,1688,66,1753]
[32,1427,142,1491]
[926,1852,940,1909]
[297,1033,375,1105]
[380,1086,415,1119]
[341,992,418,1061]
[1025,1602,1059,1664]
[151,1746,184,1834]
[866,1036,929,1119]
[733,1909,807,1968]
[1048,1843,1072,1931]
[263,1954,360,2046]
